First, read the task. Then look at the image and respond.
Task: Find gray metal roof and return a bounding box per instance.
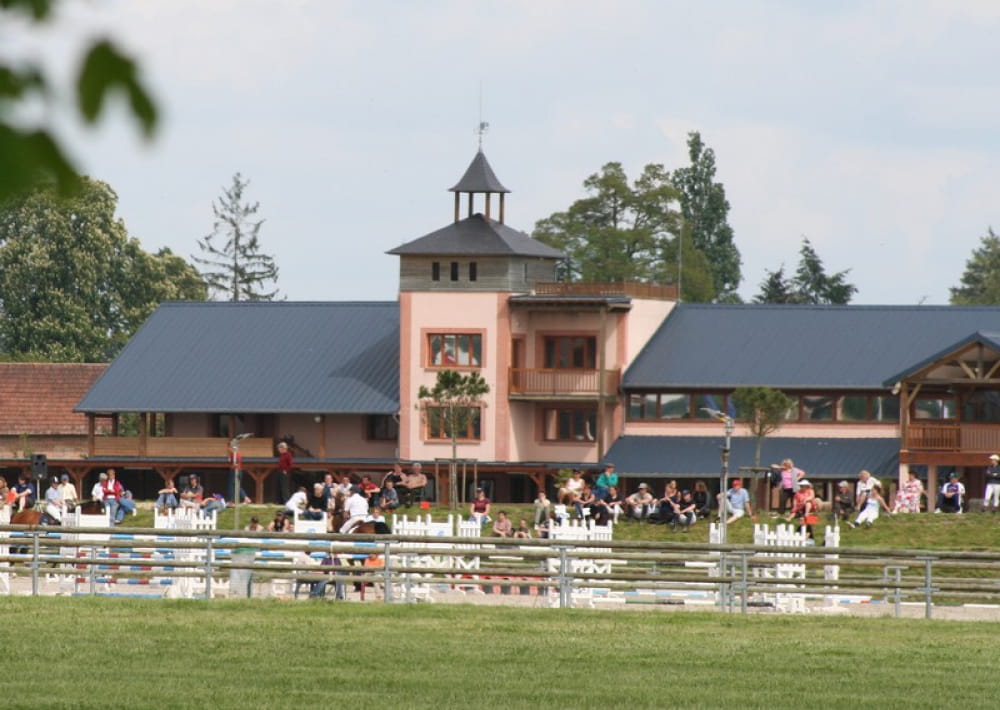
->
[625,304,1000,390]
[77,301,399,414]
[882,330,1000,386]
[387,213,564,258]
[603,435,899,480]
[449,150,510,193]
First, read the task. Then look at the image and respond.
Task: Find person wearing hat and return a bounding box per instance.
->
[935,472,965,514]
[832,481,854,522]
[891,469,925,514]
[788,479,819,538]
[626,482,655,521]
[721,478,753,524]
[57,473,78,512]
[44,476,65,524]
[984,455,1000,513]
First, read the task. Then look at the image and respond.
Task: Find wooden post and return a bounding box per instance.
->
[485,193,491,221]
[139,412,148,457]
[87,414,95,458]
[454,192,460,223]
[499,193,505,224]
[597,305,608,461]
[318,416,327,459]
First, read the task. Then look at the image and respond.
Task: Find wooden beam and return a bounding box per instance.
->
[244,466,274,504]
[87,415,95,458]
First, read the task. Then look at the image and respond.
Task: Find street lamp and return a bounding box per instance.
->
[230,433,253,530]
[701,407,734,545]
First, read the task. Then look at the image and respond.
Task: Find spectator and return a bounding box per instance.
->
[156,479,179,513]
[201,493,226,515]
[721,478,753,524]
[626,483,655,521]
[673,489,697,532]
[935,472,965,514]
[558,469,585,504]
[359,475,379,500]
[116,489,138,523]
[303,482,327,521]
[44,477,64,524]
[57,474,78,512]
[575,485,597,520]
[532,490,552,526]
[654,480,681,525]
[535,510,557,539]
[789,480,819,538]
[284,486,308,516]
[832,481,854,522]
[267,510,290,532]
[180,474,204,510]
[276,441,294,504]
[514,519,532,539]
[593,485,625,525]
[13,473,36,513]
[339,485,369,533]
[245,516,264,532]
[100,469,124,521]
[692,480,711,519]
[850,483,891,528]
[774,458,805,515]
[91,472,107,507]
[379,480,400,511]
[0,476,10,507]
[381,462,404,492]
[321,473,337,509]
[984,454,1000,513]
[855,469,881,511]
[492,510,513,537]
[891,470,925,514]
[335,474,354,501]
[469,487,491,525]
[398,462,427,507]
[594,462,618,500]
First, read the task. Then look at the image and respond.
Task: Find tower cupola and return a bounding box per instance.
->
[449,150,510,224]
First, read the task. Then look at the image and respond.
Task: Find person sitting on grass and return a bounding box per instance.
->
[179,474,204,510]
[379,480,400,512]
[575,485,597,520]
[849,483,891,528]
[789,479,820,539]
[532,489,552,526]
[284,486,308,517]
[673,489,697,532]
[156,479,179,513]
[469,487,491,525]
[626,483,655,521]
[303,482,327,521]
[935,472,965,514]
[514,518,532,539]
[558,469,585,505]
[692,480,711,519]
[720,478,754,524]
[493,510,513,537]
[832,480,854,523]
[267,510,290,532]
[654,480,681,526]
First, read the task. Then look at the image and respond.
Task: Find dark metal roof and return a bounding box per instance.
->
[449,150,510,193]
[387,213,564,258]
[77,301,399,414]
[882,330,1000,386]
[509,295,632,308]
[625,304,1000,389]
[602,435,899,480]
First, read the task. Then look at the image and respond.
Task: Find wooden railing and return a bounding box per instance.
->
[534,282,678,300]
[92,436,276,458]
[508,368,620,397]
[905,423,1000,452]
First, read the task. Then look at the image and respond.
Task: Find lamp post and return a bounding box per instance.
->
[230,433,253,530]
[701,408,734,545]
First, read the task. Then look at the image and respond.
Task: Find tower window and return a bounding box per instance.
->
[450,262,459,281]
[432,262,440,281]
[469,262,478,281]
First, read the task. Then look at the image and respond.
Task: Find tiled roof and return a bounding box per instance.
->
[624,303,1000,389]
[0,363,106,435]
[449,150,510,193]
[387,213,564,258]
[76,301,399,414]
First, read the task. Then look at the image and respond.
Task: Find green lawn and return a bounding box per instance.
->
[2,598,995,710]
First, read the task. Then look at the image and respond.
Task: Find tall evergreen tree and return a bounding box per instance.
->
[950,227,1000,305]
[194,173,279,301]
[672,132,742,300]
[754,238,857,304]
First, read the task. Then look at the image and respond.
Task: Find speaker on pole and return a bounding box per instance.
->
[31,453,47,479]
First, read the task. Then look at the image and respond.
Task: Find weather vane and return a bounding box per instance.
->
[477,82,488,148]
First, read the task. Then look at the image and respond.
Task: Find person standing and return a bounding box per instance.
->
[276,441,293,504]
[775,459,804,515]
[984,454,1000,513]
[57,474,78,512]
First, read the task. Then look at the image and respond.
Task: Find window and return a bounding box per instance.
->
[693,393,729,419]
[469,262,477,281]
[871,395,899,422]
[450,261,459,281]
[542,407,596,441]
[963,390,1000,423]
[366,415,399,441]
[427,333,482,367]
[658,393,690,419]
[544,336,596,369]
[431,262,440,281]
[426,406,481,440]
[914,397,955,420]
[802,395,835,421]
[838,395,869,422]
[629,393,658,419]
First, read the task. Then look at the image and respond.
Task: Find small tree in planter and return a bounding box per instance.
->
[417,370,490,509]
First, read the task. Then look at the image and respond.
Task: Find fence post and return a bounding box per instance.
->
[382,541,393,604]
[204,536,213,599]
[883,565,907,618]
[736,550,751,615]
[917,556,937,619]
[402,552,413,604]
[89,546,97,595]
[558,546,572,609]
[717,549,729,612]
[31,532,40,596]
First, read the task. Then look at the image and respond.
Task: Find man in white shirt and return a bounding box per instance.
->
[91,472,107,504]
[855,470,880,509]
[340,486,370,533]
[284,487,308,516]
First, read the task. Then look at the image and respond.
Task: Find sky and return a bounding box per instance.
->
[9,0,1000,305]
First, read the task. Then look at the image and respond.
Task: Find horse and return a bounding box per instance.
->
[11,509,60,526]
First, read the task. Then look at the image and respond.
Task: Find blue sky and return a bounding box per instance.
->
[14,0,1000,304]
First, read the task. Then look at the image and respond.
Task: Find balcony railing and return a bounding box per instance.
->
[508,368,620,398]
[905,423,1000,452]
[92,436,276,459]
[534,282,678,300]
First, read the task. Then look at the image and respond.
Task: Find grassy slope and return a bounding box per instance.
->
[2,599,995,710]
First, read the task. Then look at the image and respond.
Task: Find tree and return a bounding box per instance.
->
[671,131,742,299]
[417,370,490,509]
[194,173,279,301]
[0,0,156,203]
[731,386,796,472]
[754,238,858,304]
[950,227,1000,305]
[0,177,206,361]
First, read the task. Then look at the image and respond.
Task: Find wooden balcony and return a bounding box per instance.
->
[905,423,1000,452]
[91,436,276,459]
[508,368,620,399]
[534,282,678,300]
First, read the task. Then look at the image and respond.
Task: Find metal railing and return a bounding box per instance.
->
[3,525,1000,618]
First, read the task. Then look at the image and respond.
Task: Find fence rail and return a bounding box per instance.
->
[3,525,1000,618]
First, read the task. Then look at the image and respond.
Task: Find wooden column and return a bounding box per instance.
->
[928,464,938,511]
[318,416,327,459]
[485,193,491,220]
[596,305,608,461]
[139,412,148,456]
[499,193,505,224]
[453,192,460,223]
[467,193,473,218]
[87,415,95,457]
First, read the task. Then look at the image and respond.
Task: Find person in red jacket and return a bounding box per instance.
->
[100,468,124,522]
[277,442,294,503]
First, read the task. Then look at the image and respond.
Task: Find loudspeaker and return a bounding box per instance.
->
[31,453,47,478]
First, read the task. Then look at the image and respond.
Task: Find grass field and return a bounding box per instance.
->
[1,597,995,710]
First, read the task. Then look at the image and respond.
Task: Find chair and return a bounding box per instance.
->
[293,555,344,600]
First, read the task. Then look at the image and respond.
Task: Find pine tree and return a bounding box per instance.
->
[194,173,279,301]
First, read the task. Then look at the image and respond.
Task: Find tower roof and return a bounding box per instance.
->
[449,150,510,194]
[387,213,563,258]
